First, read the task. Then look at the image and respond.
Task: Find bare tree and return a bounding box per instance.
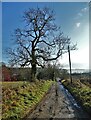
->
[6,7,76,81]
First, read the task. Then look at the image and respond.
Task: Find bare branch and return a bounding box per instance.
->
[36,61,44,68]
[6,7,77,81]
[38,40,55,47]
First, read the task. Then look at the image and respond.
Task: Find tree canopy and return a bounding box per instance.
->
[7,7,76,81]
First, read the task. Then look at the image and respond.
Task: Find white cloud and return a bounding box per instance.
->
[78,13,82,17]
[76,22,81,28]
[81,7,88,12]
[74,6,88,20]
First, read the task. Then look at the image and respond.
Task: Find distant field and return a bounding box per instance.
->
[2,81,28,88]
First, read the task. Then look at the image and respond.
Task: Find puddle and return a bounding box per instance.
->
[58,82,81,109]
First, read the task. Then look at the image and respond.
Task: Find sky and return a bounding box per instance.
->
[2,2,89,70]
[2,0,90,2]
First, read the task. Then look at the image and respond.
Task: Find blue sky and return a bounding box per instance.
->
[2,2,89,69]
[2,0,90,2]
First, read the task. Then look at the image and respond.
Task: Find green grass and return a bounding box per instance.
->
[2,80,53,120]
[2,81,27,88]
[62,79,91,115]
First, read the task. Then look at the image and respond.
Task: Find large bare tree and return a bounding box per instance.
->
[7,7,76,81]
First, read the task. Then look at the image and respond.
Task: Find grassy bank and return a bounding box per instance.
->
[62,79,91,115]
[2,80,53,120]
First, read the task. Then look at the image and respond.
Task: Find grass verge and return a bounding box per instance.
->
[2,80,53,120]
[62,79,91,115]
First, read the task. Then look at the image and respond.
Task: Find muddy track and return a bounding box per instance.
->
[26,82,90,120]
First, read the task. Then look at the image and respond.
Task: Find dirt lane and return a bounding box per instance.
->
[27,82,90,120]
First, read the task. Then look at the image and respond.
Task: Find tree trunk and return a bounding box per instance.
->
[31,63,36,82]
[31,42,36,82]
